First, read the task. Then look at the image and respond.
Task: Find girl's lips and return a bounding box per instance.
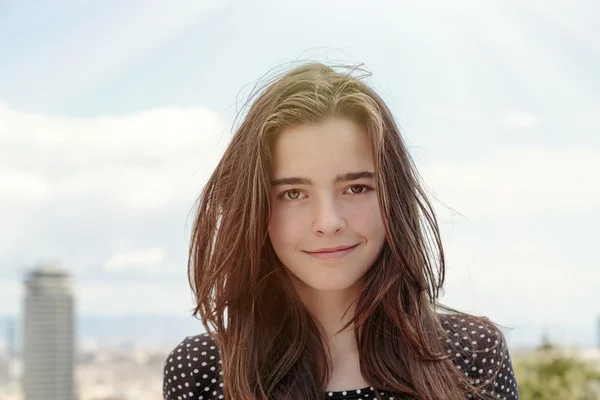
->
[305,244,358,260]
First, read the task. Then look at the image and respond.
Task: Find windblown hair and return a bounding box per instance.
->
[188,61,507,399]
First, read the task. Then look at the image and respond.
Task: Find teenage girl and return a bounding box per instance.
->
[163,62,520,400]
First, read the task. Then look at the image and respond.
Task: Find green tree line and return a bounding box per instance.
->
[512,337,600,399]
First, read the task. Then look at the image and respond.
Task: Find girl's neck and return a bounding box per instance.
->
[290,275,360,354]
[289,276,370,391]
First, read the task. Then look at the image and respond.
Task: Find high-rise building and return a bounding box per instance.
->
[23,265,76,400]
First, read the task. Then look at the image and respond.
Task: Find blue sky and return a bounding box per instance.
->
[0,0,598,348]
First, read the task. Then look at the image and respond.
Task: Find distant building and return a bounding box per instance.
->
[22,265,77,400]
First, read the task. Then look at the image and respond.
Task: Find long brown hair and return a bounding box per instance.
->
[188,61,507,399]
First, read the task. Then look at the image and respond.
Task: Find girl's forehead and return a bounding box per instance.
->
[271,121,373,165]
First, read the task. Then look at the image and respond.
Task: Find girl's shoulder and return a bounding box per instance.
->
[162,332,222,400]
[439,312,520,398]
[163,317,519,400]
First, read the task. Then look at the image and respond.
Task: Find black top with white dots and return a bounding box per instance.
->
[163,315,520,399]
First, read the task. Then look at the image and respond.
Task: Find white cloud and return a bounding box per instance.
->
[104,248,167,272]
[76,281,193,316]
[0,169,48,201]
[501,112,542,127]
[0,104,230,209]
[0,104,229,278]
[421,148,600,217]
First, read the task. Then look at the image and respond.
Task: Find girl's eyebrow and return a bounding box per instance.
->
[270,171,375,187]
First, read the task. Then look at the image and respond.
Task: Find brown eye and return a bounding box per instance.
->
[283,189,302,200]
[348,185,367,194]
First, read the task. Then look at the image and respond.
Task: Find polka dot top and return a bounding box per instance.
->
[163,315,520,399]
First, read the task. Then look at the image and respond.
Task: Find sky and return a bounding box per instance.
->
[0,0,598,348]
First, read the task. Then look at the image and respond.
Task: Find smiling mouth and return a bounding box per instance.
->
[303,244,359,260]
[306,244,358,254]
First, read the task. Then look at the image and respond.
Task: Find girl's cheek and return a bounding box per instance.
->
[270,205,303,227]
[281,209,306,226]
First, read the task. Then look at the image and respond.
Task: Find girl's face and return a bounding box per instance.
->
[268,117,386,294]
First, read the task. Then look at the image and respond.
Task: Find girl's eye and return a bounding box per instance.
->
[347,185,369,194]
[281,189,303,200]
[279,185,372,200]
